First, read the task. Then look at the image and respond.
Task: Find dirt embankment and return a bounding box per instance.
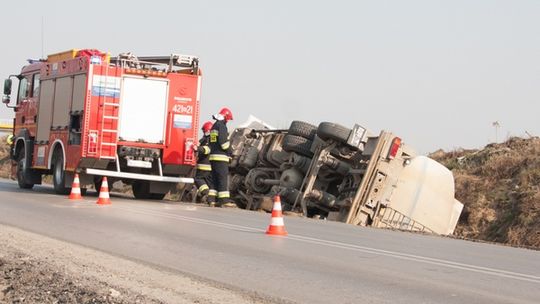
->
[430,137,540,248]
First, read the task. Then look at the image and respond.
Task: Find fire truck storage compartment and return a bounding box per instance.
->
[118,76,168,144]
[36,80,55,142]
[36,74,87,143]
[52,77,72,128]
[72,74,87,112]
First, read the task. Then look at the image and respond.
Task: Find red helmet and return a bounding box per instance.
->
[218,107,234,121]
[201,121,213,134]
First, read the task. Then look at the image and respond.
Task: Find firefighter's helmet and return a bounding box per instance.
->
[201,121,213,135]
[218,107,234,121]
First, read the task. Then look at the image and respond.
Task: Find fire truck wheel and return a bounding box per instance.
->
[94,179,102,194]
[317,122,352,144]
[52,152,70,195]
[288,121,318,140]
[282,135,314,158]
[132,180,151,199]
[16,153,34,189]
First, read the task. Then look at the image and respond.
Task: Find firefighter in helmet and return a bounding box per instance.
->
[208,107,235,207]
[193,121,214,204]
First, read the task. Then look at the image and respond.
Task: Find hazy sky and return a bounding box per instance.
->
[1,0,538,153]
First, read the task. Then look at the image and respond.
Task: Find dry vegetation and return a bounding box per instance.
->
[0,135,11,179]
[431,137,540,248]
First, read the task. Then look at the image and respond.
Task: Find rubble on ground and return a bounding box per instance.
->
[0,251,147,304]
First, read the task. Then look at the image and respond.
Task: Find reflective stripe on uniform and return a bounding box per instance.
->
[196,164,212,171]
[202,146,211,155]
[221,141,230,150]
[208,190,217,196]
[218,191,230,198]
[6,135,14,145]
[210,130,218,142]
[198,184,209,192]
[209,154,230,162]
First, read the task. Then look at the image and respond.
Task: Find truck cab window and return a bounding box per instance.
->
[32,73,40,97]
[17,77,29,104]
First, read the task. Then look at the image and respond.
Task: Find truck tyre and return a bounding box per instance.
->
[244,169,273,194]
[288,121,317,140]
[16,153,34,189]
[317,122,352,144]
[282,135,314,158]
[132,180,151,199]
[52,151,70,195]
[94,177,102,194]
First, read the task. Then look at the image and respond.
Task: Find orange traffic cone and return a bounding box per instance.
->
[96,177,111,205]
[69,173,82,200]
[266,195,288,236]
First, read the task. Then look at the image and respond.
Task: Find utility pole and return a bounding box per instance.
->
[492,121,500,143]
[41,16,44,59]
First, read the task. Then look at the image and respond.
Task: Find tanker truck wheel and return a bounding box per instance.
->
[288,121,317,140]
[16,152,34,189]
[317,122,352,144]
[282,135,314,158]
[52,151,70,195]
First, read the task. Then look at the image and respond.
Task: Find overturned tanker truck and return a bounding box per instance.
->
[228,117,463,235]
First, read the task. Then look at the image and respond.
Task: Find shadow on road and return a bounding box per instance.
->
[0,178,184,205]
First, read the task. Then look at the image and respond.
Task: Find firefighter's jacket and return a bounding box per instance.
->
[209,120,230,162]
[196,135,211,171]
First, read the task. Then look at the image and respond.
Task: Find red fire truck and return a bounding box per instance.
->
[2,49,201,199]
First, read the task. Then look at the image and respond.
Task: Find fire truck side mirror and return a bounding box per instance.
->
[2,79,11,105]
[3,78,12,96]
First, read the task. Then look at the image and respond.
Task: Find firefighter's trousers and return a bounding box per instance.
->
[210,160,230,203]
[194,169,213,197]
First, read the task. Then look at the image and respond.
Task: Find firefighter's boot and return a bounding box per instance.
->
[207,189,217,207]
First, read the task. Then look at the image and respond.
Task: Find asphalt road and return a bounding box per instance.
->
[0,179,539,304]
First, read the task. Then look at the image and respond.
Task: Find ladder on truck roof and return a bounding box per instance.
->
[98,66,119,160]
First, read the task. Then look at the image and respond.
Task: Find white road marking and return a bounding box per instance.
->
[111,204,540,284]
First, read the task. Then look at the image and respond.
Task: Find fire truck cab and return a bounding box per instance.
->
[3,49,201,199]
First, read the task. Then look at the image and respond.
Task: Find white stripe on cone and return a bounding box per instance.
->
[270,217,284,226]
[272,202,282,211]
[99,180,110,198]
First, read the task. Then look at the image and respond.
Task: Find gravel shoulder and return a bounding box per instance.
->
[0,224,274,304]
